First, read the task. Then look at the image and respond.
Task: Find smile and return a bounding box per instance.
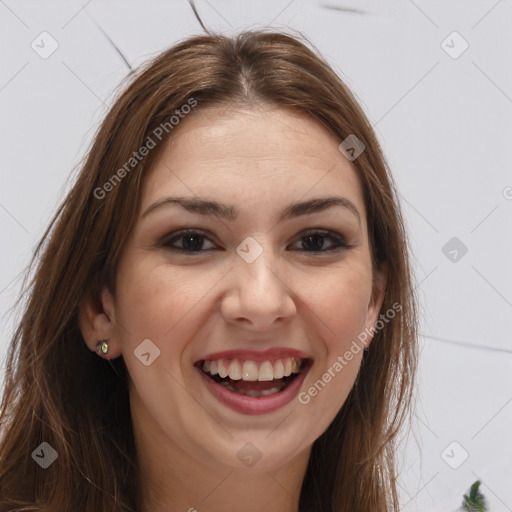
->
[195,355,313,415]
[203,356,302,381]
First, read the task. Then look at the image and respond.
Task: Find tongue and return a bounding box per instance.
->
[228,378,286,392]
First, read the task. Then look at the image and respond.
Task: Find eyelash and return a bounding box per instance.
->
[159,229,350,255]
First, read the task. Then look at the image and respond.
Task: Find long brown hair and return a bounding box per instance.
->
[0,29,418,512]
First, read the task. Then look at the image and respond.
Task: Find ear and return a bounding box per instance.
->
[78,286,122,360]
[364,265,388,345]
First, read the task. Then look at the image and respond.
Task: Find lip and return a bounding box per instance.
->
[194,347,312,364]
[196,359,312,416]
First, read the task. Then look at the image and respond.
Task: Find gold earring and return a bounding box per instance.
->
[96,339,109,355]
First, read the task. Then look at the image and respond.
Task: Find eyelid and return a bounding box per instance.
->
[293,228,348,243]
[159,227,350,254]
[289,229,350,252]
[159,228,217,250]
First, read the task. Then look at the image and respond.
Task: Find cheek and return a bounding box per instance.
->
[114,259,225,354]
[300,261,371,409]
[305,261,373,349]
[297,276,368,432]
[114,263,221,422]
[115,251,373,357]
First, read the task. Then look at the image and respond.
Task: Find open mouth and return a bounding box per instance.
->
[195,358,313,398]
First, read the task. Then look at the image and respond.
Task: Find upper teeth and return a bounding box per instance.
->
[201,357,303,382]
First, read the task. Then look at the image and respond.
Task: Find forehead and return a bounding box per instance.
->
[141,106,366,223]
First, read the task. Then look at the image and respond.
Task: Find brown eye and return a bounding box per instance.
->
[159,229,349,255]
[289,230,349,253]
[161,230,217,253]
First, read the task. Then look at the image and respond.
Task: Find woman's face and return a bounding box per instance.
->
[90,105,385,473]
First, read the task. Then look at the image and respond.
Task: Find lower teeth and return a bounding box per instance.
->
[219,381,285,397]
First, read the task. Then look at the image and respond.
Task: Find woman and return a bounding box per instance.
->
[0,29,418,512]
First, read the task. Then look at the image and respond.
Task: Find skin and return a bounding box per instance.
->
[79,105,386,512]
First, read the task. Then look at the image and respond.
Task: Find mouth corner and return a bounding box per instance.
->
[300,358,314,376]
[302,357,313,369]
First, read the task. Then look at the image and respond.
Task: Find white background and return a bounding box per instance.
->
[1,1,511,510]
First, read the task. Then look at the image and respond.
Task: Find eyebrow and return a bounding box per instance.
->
[141,195,361,226]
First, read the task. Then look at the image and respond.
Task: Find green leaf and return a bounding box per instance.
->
[461,480,488,512]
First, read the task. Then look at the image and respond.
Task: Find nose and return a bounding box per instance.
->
[220,242,297,329]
